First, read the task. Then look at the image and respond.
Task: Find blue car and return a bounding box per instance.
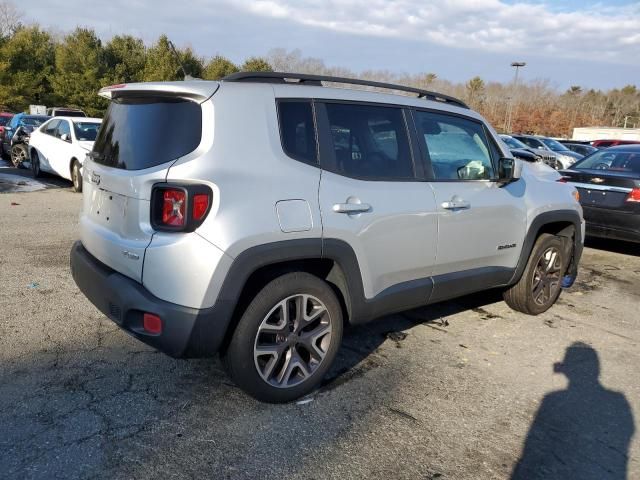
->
[1,113,50,165]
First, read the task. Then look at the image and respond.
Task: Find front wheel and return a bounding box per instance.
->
[223,272,343,403]
[71,160,82,193]
[503,234,570,315]
[11,144,28,168]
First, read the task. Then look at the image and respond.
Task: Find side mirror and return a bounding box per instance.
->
[497,157,521,184]
[61,133,70,142]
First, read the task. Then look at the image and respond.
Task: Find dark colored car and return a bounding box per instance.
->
[562,143,599,157]
[1,113,50,164]
[500,134,559,169]
[591,139,640,148]
[559,145,640,243]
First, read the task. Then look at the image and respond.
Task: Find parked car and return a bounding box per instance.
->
[46,107,87,118]
[29,117,101,192]
[500,134,560,169]
[559,145,640,243]
[1,113,50,166]
[0,112,14,151]
[511,134,582,169]
[591,139,640,148]
[71,73,584,402]
[562,142,599,157]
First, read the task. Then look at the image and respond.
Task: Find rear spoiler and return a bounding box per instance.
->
[98,81,219,102]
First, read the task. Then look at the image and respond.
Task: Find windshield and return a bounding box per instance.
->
[74,122,101,141]
[540,137,570,152]
[22,117,48,127]
[573,149,640,174]
[57,110,86,117]
[501,135,529,149]
[0,116,11,126]
[92,96,202,170]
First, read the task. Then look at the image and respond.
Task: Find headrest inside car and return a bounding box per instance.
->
[421,119,442,135]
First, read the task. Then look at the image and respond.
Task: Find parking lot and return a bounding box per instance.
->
[0,162,638,480]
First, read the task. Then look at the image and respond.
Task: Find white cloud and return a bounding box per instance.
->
[225,0,640,64]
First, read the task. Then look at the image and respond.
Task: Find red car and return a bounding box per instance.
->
[0,112,14,132]
[591,139,640,148]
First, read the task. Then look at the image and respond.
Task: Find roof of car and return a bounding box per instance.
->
[51,116,101,123]
[602,144,640,152]
[98,74,481,120]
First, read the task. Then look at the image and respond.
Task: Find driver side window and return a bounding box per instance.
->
[414,110,495,180]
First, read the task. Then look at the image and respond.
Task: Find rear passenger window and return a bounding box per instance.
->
[414,111,495,180]
[278,101,318,165]
[325,103,414,180]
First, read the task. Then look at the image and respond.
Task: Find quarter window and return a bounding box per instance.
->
[57,120,71,140]
[44,120,60,136]
[414,111,495,180]
[324,103,413,180]
[278,101,318,165]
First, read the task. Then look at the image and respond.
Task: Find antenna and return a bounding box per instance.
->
[168,40,194,81]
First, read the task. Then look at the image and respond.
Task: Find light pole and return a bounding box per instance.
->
[505,62,526,133]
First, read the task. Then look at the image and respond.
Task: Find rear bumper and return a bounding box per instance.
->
[583,206,640,244]
[70,241,227,358]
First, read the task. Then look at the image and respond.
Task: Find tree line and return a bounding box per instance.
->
[0,11,638,136]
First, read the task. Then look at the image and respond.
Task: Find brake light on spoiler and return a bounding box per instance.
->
[151,184,213,232]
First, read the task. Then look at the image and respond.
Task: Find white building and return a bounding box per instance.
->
[572,127,640,141]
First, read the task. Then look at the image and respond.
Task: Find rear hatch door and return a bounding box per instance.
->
[80,82,217,282]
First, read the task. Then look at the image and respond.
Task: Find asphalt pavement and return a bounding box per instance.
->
[1,165,638,479]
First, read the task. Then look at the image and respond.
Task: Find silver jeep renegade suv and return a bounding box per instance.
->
[71,72,584,402]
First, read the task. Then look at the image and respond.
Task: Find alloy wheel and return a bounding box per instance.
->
[11,147,26,168]
[531,247,563,306]
[254,294,332,388]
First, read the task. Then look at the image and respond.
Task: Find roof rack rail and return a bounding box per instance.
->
[222,71,469,109]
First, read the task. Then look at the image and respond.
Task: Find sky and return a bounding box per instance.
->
[26,0,640,90]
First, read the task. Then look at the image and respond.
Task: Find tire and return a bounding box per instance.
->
[71,160,82,193]
[223,272,343,403]
[31,150,43,178]
[11,144,28,168]
[503,233,570,315]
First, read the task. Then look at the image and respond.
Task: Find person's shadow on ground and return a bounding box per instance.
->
[512,342,635,480]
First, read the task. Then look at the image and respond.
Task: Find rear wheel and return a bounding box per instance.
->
[31,150,42,178]
[503,234,569,315]
[223,272,343,403]
[71,160,82,193]
[11,144,28,168]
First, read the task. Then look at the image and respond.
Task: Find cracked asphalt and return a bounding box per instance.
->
[1,165,639,479]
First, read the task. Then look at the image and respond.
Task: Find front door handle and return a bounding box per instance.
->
[441,199,470,210]
[333,202,372,214]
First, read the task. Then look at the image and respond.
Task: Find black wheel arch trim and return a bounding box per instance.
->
[510,209,583,285]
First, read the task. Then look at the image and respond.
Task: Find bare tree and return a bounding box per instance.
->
[0,1,22,38]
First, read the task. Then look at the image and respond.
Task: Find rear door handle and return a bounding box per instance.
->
[441,200,470,210]
[333,202,372,214]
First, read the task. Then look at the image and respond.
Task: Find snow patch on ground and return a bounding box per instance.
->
[0,172,47,192]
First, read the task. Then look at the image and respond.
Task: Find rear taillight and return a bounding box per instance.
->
[151,184,213,232]
[161,189,186,227]
[557,177,569,183]
[626,188,640,203]
[193,193,210,221]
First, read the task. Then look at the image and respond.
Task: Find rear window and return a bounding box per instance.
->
[92,96,202,170]
[574,150,640,174]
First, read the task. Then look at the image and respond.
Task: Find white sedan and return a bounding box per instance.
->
[29,116,102,192]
